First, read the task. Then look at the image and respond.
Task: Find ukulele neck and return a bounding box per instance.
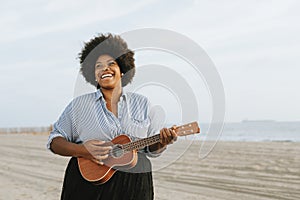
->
[122,121,200,152]
[123,134,160,152]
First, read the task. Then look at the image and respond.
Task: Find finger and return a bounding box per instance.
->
[83,140,106,150]
[94,154,109,161]
[171,125,177,130]
[92,156,107,165]
[168,129,174,142]
[98,141,114,148]
[163,129,176,144]
[166,128,172,137]
[162,128,168,144]
[171,130,178,140]
[167,129,175,143]
[159,130,163,144]
[94,150,111,156]
[92,146,112,154]
[90,146,111,154]
[92,158,104,165]
[102,149,111,155]
[160,129,165,144]
[99,146,113,151]
[92,140,106,145]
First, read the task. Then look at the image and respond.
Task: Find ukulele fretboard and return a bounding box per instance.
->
[122,134,161,151]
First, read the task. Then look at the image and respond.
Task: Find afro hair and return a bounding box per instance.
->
[79,33,135,88]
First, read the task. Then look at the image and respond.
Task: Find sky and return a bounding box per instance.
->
[0,0,300,127]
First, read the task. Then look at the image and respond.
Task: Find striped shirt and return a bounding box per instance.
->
[47,90,163,156]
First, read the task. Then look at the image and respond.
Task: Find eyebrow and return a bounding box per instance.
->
[95,59,115,64]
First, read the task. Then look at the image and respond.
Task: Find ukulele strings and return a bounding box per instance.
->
[107,124,196,155]
[108,135,161,155]
[109,139,157,155]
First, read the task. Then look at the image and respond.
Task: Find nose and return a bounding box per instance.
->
[102,65,111,71]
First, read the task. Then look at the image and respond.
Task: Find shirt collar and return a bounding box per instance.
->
[95,89,127,102]
[95,89,103,101]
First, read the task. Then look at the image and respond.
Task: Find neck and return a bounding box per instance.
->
[100,86,122,104]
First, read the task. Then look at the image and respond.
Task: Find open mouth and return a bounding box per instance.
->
[101,73,114,80]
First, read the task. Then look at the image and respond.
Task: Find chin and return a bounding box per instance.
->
[100,84,117,90]
[100,81,121,90]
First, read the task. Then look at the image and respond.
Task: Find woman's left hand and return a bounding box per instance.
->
[148,126,178,153]
[159,126,178,147]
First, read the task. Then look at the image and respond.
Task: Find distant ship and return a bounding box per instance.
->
[242,119,276,123]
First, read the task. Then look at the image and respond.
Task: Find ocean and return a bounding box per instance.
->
[194,121,300,142]
[1,121,299,142]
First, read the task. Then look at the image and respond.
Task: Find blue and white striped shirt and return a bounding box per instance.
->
[47,90,163,155]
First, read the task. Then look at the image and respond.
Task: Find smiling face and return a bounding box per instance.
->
[95,54,122,90]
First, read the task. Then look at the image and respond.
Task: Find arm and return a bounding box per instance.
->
[50,137,112,165]
[146,103,177,156]
[50,137,86,157]
[148,127,177,153]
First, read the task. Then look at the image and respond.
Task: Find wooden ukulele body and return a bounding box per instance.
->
[78,134,138,185]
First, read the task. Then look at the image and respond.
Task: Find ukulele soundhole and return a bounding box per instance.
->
[111,144,124,158]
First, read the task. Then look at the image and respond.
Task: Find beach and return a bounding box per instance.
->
[0,134,299,200]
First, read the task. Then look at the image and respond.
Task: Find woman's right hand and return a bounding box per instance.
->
[80,140,112,165]
[50,137,112,165]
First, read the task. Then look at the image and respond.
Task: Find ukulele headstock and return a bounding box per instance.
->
[174,121,200,136]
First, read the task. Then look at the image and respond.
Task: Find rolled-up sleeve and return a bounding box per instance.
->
[146,104,166,157]
[47,102,74,150]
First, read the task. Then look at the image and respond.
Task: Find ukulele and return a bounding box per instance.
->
[78,121,200,184]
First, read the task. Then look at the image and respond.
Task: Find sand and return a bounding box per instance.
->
[0,134,299,200]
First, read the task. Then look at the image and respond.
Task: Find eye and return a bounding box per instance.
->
[95,64,104,69]
[108,61,117,66]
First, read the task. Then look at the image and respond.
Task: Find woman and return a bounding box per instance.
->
[47,33,177,200]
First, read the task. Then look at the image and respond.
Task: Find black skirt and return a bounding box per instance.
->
[61,153,154,200]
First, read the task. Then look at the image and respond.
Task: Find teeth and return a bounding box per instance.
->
[101,74,113,79]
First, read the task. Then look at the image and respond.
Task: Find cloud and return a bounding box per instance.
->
[0,0,158,43]
[152,0,300,69]
[1,0,300,126]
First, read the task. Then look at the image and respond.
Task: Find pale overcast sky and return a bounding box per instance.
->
[1,0,299,127]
